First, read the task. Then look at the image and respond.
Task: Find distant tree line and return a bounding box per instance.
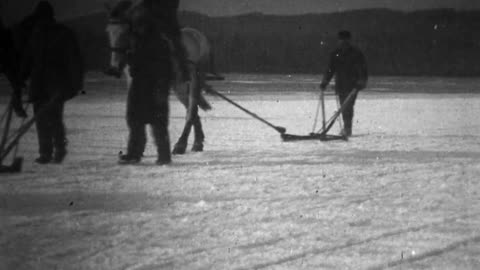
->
[66,9,480,76]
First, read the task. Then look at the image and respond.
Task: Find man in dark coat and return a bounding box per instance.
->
[145,0,189,82]
[118,5,172,165]
[320,30,368,137]
[21,1,84,164]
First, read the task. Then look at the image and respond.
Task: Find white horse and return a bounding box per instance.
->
[105,0,218,154]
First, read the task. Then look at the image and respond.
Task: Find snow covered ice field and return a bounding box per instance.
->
[1,74,480,269]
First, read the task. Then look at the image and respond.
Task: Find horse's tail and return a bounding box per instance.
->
[205,43,224,81]
[208,47,216,75]
[198,94,212,111]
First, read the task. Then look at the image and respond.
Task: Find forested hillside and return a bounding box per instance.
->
[66,9,480,76]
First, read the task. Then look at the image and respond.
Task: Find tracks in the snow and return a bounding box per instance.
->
[236,212,480,270]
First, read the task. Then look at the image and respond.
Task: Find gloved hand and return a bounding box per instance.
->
[356,80,367,90]
[12,96,27,118]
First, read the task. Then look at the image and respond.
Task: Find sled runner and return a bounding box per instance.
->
[281,88,359,142]
[280,133,347,141]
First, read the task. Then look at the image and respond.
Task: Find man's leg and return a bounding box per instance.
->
[50,102,67,163]
[152,80,171,165]
[120,115,146,164]
[119,75,151,164]
[338,89,358,136]
[33,101,53,163]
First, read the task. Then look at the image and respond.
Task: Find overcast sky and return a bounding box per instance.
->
[2,0,480,25]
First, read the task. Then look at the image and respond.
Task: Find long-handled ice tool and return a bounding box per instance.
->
[0,98,24,173]
[1,95,61,173]
[207,88,287,134]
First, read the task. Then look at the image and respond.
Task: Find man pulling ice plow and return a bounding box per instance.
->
[282,30,368,141]
[210,30,368,142]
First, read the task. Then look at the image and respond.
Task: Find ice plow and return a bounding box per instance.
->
[280,88,359,142]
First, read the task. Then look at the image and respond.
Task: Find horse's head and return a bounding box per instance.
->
[104,0,133,78]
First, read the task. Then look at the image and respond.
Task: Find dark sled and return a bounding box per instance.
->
[281,133,347,142]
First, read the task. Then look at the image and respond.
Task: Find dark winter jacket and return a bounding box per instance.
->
[126,10,173,123]
[321,45,368,93]
[135,0,180,38]
[22,19,84,102]
[0,27,17,82]
[128,25,172,80]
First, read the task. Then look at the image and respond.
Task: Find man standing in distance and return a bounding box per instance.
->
[320,30,368,137]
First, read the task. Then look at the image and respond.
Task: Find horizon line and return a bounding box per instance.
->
[58,6,480,21]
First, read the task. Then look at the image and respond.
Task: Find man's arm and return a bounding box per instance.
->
[1,32,27,117]
[65,29,85,99]
[19,31,34,83]
[320,51,336,90]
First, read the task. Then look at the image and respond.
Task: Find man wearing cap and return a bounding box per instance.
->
[320,30,368,137]
[21,1,84,164]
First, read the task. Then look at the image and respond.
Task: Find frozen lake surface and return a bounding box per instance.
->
[1,74,480,269]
